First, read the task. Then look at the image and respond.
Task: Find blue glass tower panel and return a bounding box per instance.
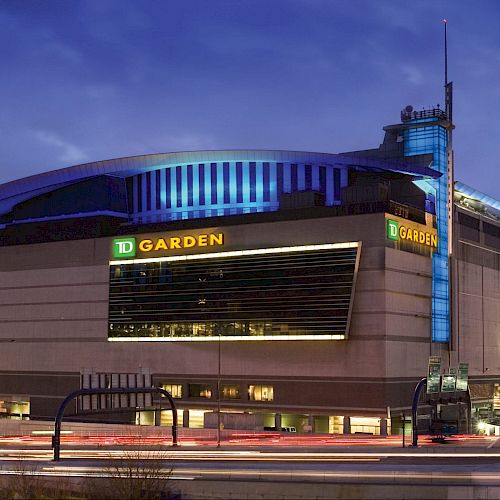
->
[404,123,449,343]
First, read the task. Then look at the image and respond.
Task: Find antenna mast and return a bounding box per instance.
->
[443,18,455,355]
[444,19,448,87]
[443,19,452,123]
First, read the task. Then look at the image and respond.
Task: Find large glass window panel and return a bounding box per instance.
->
[108,245,359,340]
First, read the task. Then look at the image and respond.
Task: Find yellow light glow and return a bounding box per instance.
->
[108,334,345,342]
[110,242,359,266]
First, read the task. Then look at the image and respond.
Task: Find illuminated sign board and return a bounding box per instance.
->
[113,238,136,258]
[441,367,457,393]
[112,233,224,259]
[387,219,437,248]
[427,356,441,394]
[456,362,469,392]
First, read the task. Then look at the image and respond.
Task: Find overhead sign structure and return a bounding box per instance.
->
[427,356,441,394]
[387,219,438,249]
[441,367,457,393]
[456,362,469,392]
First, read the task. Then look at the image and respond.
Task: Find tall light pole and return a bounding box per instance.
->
[216,330,221,447]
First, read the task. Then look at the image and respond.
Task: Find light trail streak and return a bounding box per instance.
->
[0,466,495,486]
[1,448,500,461]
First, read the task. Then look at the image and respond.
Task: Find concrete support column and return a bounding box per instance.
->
[343,416,351,434]
[380,417,388,436]
[274,413,282,431]
[308,415,315,433]
[183,409,190,428]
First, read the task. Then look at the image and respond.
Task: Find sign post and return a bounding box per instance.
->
[441,367,457,393]
[456,362,469,392]
[427,356,441,394]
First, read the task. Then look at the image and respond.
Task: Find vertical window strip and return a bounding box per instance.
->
[187,165,194,207]
[204,164,211,207]
[175,166,182,208]
[277,162,284,198]
[181,165,188,209]
[249,162,257,203]
[132,176,138,214]
[269,162,277,203]
[333,168,341,200]
[291,164,298,192]
[297,164,305,191]
[229,162,237,204]
[223,162,230,204]
[136,174,143,213]
[242,162,250,203]
[210,163,218,204]
[311,164,320,191]
[319,166,326,194]
[325,167,334,205]
[171,167,177,211]
[263,162,270,202]
[165,168,172,209]
[141,174,148,213]
[155,170,161,210]
[236,162,243,203]
[255,162,263,205]
[340,168,348,192]
[304,164,312,191]
[217,165,224,206]
[199,164,205,206]
[192,164,199,208]
[126,178,134,214]
[146,172,152,211]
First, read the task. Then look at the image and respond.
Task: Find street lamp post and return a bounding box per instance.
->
[216,331,221,447]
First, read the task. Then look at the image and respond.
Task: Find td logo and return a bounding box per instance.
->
[387,219,399,241]
[113,238,136,258]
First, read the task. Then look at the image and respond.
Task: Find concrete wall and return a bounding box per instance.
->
[0,212,435,417]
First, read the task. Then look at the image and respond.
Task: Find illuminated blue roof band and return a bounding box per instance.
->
[0,150,439,216]
[131,162,347,223]
[455,181,500,212]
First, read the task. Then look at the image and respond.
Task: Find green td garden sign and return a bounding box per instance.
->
[113,238,136,258]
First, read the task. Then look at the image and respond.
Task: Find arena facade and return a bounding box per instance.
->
[0,105,498,435]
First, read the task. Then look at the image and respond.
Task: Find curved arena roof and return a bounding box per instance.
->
[0,150,439,218]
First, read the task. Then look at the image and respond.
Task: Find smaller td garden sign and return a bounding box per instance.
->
[386,218,437,249]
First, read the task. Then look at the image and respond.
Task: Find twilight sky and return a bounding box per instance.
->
[1,0,499,199]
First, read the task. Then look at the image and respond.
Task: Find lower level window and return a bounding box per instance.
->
[221,385,241,400]
[161,384,183,399]
[188,384,212,399]
[248,385,273,401]
[0,397,30,420]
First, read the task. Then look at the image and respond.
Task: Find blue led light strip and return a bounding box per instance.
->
[131,162,346,223]
[404,124,449,343]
